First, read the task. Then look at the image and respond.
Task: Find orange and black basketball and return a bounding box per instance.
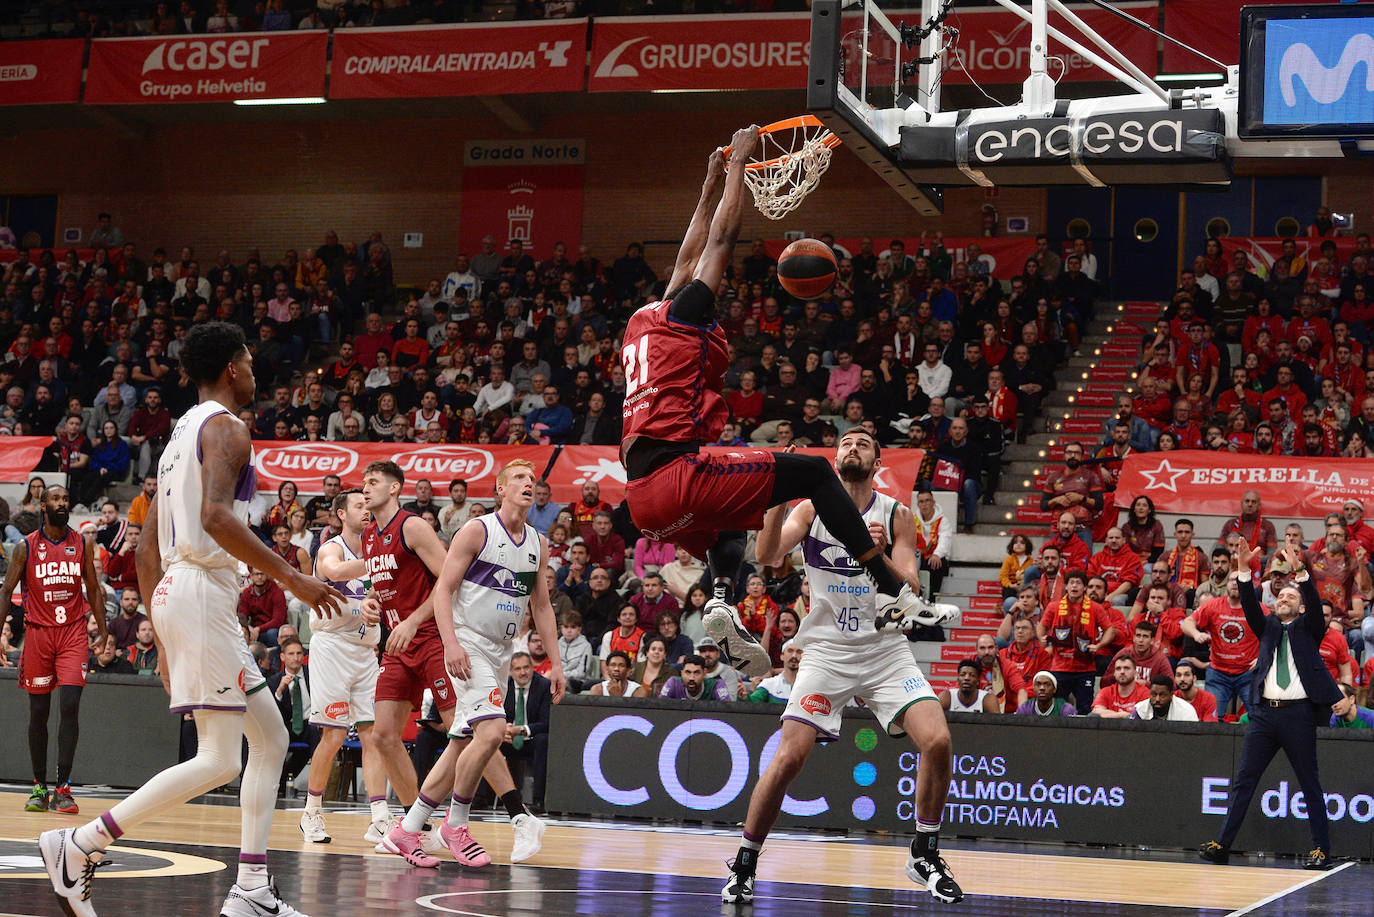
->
[776,239,837,299]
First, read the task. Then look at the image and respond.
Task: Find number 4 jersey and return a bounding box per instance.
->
[795,491,900,657]
[23,527,89,628]
[619,298,730,459]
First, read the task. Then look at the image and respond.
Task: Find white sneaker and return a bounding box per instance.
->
[220,877,309,917]
[703,599,771,678]
[875,585,959,634]
[510,812,546,863]
[40,827,105,917]
[721,870,755,903]
[298,810,331,844]
[366,813,398,848]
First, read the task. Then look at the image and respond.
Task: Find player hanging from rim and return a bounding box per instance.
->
[2,484,107,817]
[361,461,544,866]
[723,429,962,905]
[620,129,956,678]
[384,459,565,869]
[297,488,386,845]
[40,322,346,917]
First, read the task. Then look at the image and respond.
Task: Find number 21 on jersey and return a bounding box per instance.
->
[622,334,651,397]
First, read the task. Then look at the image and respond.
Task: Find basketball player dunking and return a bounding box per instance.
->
[41,322,345,917]
[1,484,106,816]
[620,131,954,675]
[361,461,541,864]
[723,430,962,904]
[298,488,386,844]
[384,460,564,869]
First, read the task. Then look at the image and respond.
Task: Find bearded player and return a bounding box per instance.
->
[298,489,385,844]
[722,430,962,904]
[41,322,345,917]
[1,484,106,816]
[620,131,954,677]
[361,461,541,863]
[384,459,564,869]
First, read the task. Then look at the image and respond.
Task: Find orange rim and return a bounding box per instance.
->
[723,114,842,171]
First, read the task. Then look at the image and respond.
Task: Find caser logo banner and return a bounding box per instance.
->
[86,32,326,104]
[589,14,811,91]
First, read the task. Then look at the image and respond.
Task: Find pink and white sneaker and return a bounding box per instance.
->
[381,824,440,868]
[439,822,491,867]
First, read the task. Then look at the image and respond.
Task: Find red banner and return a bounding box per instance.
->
[252,442,928,506]
[0,437,53,482]
[764,236,1037,282]
[0,39,84,106]
[1216,236,1365,277]
[589,13,811,92]
[1162,0,1342,71]
[1116,452,1374,519]
[85,32,326,105]
[330,20,587,100]
[458,162,584,263]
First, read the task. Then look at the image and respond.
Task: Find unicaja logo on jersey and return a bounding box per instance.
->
[1279,34,1374,107]
[802,536,862,578]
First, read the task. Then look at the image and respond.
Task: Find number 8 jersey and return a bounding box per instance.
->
[619,298,730,459]
[794,492,900,655]
[452,513,541,660]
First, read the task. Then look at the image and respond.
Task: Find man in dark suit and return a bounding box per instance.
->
[501,651,552,811]
[267,636,319,793]
[1200,544,1345,870]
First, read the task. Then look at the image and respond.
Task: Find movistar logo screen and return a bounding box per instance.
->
[1264,17,1374,126]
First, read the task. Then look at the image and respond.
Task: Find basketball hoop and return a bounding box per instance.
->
[725,115,841,221]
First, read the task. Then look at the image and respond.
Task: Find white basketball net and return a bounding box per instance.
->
[741,122,838,221]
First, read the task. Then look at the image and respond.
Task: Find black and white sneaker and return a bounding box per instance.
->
[39,827,105,917]
[703,599,771,678]
[906,852,964,903]
[220,875,309,917]
[721,870,755,903]
[876,585,959,634]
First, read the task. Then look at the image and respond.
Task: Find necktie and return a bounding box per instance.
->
[1276,627,1292,690]
[291,676,304,734]
[513,687,526,750]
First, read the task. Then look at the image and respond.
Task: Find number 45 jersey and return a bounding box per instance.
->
[452,512,541,661]
[619,297,730,460]
[795,492,901,657]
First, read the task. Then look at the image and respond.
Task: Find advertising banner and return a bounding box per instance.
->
[0,39,84,106]
[457,157,585,264]
[589,13,811,92]
[0,436,54,482]
[764,237,1038,282]
[85,32,327,104]
[548,698,1374,858]
[1115,452,1374,519]
[330,21,587,99]
[1162,0,1343,71]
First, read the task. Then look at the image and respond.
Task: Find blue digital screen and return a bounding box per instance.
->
[1262,17,1374,126]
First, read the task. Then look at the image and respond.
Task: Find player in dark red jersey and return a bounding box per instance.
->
[0,484,107,814]
[621,129,954,675]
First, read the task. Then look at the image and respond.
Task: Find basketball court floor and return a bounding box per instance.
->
[0,786,1364,916]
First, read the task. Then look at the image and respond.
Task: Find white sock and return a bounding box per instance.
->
[305,791,323,814]
[237,858,269,891]
[239,691,287,867]
[401,792,439,834]
[370,798,391,824]
[446,794,472,828]
[740,835,763,852]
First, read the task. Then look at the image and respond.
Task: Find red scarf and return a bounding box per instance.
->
[1234,513,1266,549]
[1164,545,1203,590]
[1049,593,1096,660]
[915,513,942,559]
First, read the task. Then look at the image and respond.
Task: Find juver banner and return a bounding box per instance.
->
[330,21,587,99]
[85,32,327,104]
[1115,452,1374,518]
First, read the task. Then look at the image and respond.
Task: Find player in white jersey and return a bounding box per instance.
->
[722,430,963,906]
[298,488,387,844]
[41,322,344,917]
[385,459,565,869]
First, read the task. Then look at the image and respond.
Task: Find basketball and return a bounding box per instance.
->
[776,239,838,299]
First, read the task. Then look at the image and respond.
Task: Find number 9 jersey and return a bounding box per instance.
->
[619,296,730,458]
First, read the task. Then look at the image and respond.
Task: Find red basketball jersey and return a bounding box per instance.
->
[362,509,438,635]
[620,299,730,458]
[23,527,90,628]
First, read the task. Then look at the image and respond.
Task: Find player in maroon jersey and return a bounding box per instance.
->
[0,484,107,815]
[621,129,953,675]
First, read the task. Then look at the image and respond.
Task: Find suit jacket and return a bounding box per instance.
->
[1239,575,1341,707]
[504,672,552,740]
[267,667,313,735]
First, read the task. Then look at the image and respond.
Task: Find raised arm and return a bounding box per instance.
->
[1234,539,1268,634]
[314,540,365,582]
[1297,569,1325,641]
[755,499,814,569]
[666,150,726,295]
[691,125,760,292]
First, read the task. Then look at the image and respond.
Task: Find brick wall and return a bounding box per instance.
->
[7,107,1048,287]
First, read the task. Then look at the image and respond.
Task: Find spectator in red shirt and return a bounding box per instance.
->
[1262,365,1308,418]
[975,633,1027,712]
[629,573,680,631]
[1135,584,1188,661]
[1030,544,1067,610]
[736,574,780,639]
[102,523,140,593]
[1091,655,1151,718]
[1182,574,1259,717]
[1088,575,1131,668]
[1174,661,1218,722]
[1088,527,1143,606]
[128,387,173,479]
[1127,564,1187,620]
[352,312,392,369]
[1162,399,1204,449]
[1038,570,1118,713]
[1158,517,1210,602]
[565,481,612,540]
[1319,603,1354,685]
[1133,374,1173,429]
[1217,490,1278,560]
[583,511,627,580]
[1039,442,1102,528]
[1000,617,1052,689]
[1175,321,1220,399]
[1106,619,1172,689]
[238,567,288,647]
[1339,499,1374,556]
[1038,511,1091,575]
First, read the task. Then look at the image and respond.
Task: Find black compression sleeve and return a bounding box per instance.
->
[667,279,717,327]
